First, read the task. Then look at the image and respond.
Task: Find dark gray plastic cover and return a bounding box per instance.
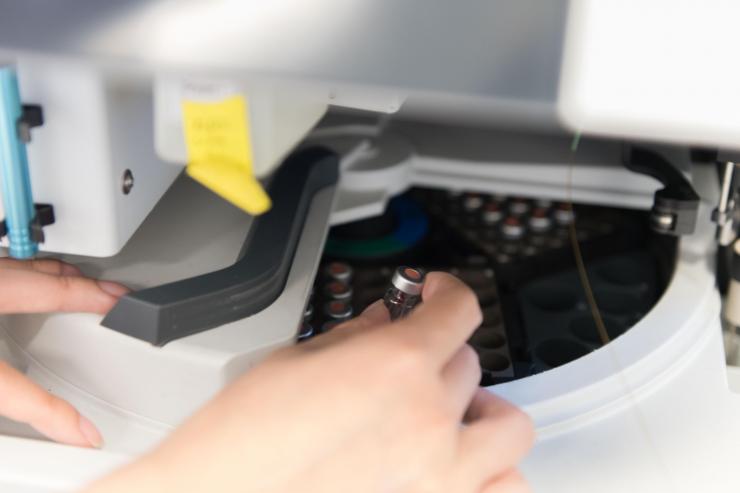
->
[102,146,339,345]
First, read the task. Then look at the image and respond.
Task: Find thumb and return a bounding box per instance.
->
[333,299,390,332]
[0,361,103,448]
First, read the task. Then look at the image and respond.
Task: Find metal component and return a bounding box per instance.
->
[122,169,134,195]
[390,266,425,296]
[713,161,739,246]
[625,147,700,236]
[17,121,31,143]
[297,322,314,341]
[325,261,353,282]
[384,266,425,320]
[724,239,740,327]
[324,300,353,320]
[650,212,675,233]
[324,280,353,300]
[304,303,314,320]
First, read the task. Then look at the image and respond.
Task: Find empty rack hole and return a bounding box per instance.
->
[597,258,645,286]
[535,339,591,368]
[527,285,578,312]
[469,330,506,350]
[478,351,511,372]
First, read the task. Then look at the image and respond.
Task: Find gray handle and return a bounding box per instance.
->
[102,147,339,345]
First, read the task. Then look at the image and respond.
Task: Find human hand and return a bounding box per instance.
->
[88,272,533,492]
[0,258,129,448]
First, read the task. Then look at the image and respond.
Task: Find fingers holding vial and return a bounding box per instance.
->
[384,266,426,320]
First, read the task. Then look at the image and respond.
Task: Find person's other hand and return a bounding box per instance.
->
[88,272,534,493]
[0,258,129,448]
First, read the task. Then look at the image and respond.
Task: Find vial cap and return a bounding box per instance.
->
[324,281,353,300]
[324,300,353,319]
[391,267,426,296]
[325,262,353,281]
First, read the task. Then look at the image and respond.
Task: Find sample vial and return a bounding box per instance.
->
[509,199,531,216]
[482,202,504,225]
[324,300,354,321]
[325,262,353,283]
[528,207,553,233]
[463,193,485,212]
[501,216,526,240]
[384,267,426,320]
[554,203,575,226]
[324,281,353,300]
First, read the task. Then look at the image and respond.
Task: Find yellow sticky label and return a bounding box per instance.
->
[181,95,271,215]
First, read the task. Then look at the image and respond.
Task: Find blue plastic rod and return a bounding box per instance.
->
[0,65,37,259]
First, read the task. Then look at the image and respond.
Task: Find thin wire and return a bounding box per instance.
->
[566,134,610,346]
[566,134,678,491]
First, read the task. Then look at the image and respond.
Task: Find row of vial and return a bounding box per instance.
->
[299,262,355,340]
[439,191,576,241]
[299,263,426,340]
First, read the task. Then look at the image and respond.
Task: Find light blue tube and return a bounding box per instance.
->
[0,66,37,259]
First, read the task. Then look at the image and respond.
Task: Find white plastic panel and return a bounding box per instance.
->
[0,53,180,257]
[319,124,664,227]
[559,0,740,150]
[154,77,328,178]
[0,2,568,129]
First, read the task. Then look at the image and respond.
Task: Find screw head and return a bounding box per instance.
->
[122,169,134,195]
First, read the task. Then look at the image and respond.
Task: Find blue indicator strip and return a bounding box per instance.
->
[0,65,38,259]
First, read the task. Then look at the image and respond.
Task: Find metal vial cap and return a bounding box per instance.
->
[528,208,552,232]
[391,267,426,296]
[324,300,353,320]
[509,199,530,216]
[554,204,575,225]
[501,216,525,239]
[325,262,353,282]
[324,281,353,300]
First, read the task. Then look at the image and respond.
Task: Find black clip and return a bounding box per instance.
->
[625,147,700,236]
[0,203,55,243]
[17,104,44,143]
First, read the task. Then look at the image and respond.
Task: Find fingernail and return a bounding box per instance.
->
[78,415,104,448]
[97,280,130,298]
[61,264,82,276]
